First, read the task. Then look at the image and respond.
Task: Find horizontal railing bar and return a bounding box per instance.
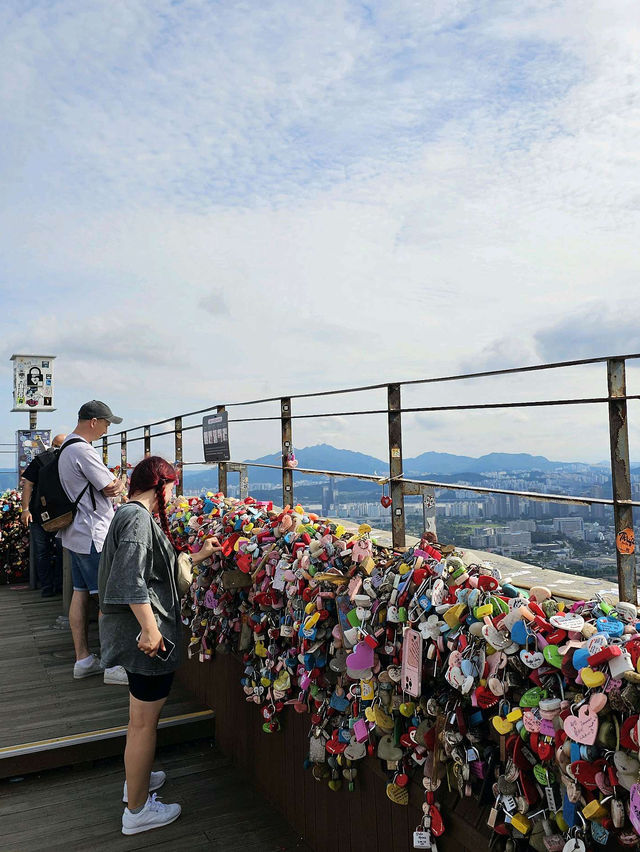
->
[224,395,640,422]
[97,394,640,444]
[93,352,640,436]
[179,460,639,508]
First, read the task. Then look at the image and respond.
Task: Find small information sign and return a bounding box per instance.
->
[16,429,51,486]
[203,412,230,462]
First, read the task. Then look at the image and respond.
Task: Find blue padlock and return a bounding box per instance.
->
[418,594,432,612]
[596,616,623,637]
[501,583,519,598]
[511,620,529,645]
[563,791,577,828]
[572,646,590,670]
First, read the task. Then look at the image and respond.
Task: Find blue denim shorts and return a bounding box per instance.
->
[70,543,101,594]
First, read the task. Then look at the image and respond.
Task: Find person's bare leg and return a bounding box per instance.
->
[69,590,90,661]
[124,694,167,810]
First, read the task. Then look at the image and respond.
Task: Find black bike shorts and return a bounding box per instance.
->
[125,670,175,702]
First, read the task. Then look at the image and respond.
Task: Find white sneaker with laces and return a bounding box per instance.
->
[73,654,103,679]
[123,770,167,802]
[103,665,128,685]
[122,793,181,835]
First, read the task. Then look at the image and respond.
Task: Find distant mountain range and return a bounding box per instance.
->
[1,443,634,496]
[237,444,613,484]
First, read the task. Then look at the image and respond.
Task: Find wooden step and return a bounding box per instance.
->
[0,709,215,779]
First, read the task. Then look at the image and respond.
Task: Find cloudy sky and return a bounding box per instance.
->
[1,0,639,469]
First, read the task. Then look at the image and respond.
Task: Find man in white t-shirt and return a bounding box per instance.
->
[58,400,128,685]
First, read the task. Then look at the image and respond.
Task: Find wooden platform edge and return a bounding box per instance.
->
[0,712,215,780]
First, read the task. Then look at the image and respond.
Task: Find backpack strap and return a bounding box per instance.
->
[59,437,98,511]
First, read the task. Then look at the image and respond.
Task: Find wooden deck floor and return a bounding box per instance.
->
[0,738,312,852]
[0,586,213,776]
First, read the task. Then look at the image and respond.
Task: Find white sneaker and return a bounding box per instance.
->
[103,665,128,685]
[73,654,103,679]
[123,770,167,802]
[122,794,181,835]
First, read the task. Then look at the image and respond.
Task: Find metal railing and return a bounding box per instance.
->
[97,354,640,602]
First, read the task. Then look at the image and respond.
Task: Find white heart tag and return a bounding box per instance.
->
[520,649,544,669]
[549,613,585,631]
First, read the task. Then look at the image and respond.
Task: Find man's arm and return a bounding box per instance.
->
[21,480,33,526]
[74,446,123,497]
[102,478,124,497]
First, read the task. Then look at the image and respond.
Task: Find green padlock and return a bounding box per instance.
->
[347,609,362,627]
[520,687,546,708]
[533,764,555,786]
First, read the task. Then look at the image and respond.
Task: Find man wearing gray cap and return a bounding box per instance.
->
[58,401,128,685]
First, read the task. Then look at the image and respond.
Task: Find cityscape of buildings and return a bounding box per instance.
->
[200,460,636,582]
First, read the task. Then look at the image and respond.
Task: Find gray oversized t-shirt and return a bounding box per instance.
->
[98,501,182,675]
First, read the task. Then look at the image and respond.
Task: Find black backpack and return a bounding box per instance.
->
[35,438,96,532]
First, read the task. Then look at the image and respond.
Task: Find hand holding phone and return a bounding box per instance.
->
[136,630,175,661]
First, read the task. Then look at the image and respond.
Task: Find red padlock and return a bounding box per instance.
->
[588,645,621,667]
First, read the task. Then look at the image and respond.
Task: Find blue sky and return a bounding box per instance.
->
[1,0,639,466]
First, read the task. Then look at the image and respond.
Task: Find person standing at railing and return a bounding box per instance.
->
[21,433,66,596]
[58,400,128,685]
[98,455,221,836]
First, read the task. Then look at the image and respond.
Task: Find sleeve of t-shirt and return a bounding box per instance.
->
[102,540,153,605]
[74,445,115,492]
[22,458,40,484]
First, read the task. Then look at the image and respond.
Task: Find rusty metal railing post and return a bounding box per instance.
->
[607,358,636,603]
[102,436,108,466]
[217,405,228,495]
[281,398,293,506]
[120,432,127,477]
[144,426,151,457]
[388,384,406,549]
[174,417,183,496]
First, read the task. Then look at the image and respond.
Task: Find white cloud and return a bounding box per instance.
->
[1,0,640,468]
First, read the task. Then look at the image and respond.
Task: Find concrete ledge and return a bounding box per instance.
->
[335,518,624,603]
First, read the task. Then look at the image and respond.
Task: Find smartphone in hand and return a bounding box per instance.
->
[136,631,176,661]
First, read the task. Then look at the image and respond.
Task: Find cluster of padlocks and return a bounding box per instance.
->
[172,492,640,851]
[1,489,29,584]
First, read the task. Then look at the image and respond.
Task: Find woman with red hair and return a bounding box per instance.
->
[98,456,220,836]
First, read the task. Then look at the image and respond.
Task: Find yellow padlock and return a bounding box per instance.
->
[304,612,320,628]
[510,813,531,834]
[582,800,607,821]
[443,604,466,629]
[474,603,493,619]
[506,707,523,723]
[361,555,376,575]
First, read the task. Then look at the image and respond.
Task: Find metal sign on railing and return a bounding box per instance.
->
[203,411,230,463]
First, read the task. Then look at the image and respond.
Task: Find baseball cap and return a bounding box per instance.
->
[78,400,123,424]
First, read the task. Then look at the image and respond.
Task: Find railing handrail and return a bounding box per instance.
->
[88,352,637,603]
[99,393,640,448]
[96,351,640,438]
[186,460,640,508]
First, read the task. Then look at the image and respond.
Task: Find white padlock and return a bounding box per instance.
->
[608,648,633,678]
[615,600,637,622]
